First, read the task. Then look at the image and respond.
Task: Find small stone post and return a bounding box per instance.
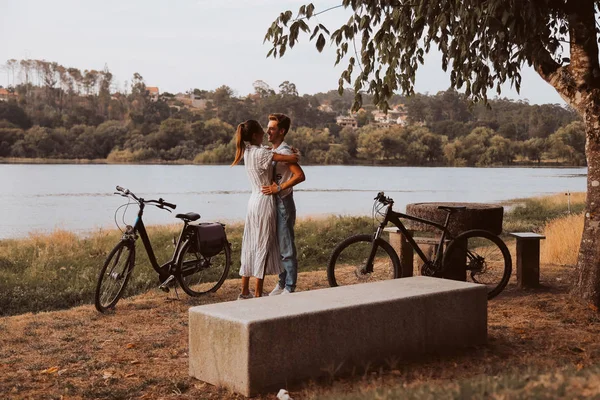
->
[386,227,414,277]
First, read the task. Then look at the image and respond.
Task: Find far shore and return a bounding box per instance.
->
[0,157,587,168]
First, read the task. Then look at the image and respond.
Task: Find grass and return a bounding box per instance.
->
[313,364,600,400]
[501,192,586,267]
[541,212,585,266]
[503,192,586,233]
[0,216,372,316]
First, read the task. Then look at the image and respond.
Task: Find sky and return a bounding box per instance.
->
[1,0,565,105]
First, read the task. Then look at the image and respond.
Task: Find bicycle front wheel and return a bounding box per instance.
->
[176,239,231,296]
[327,234,401,287]
[95,241,135,313]
[442,230,512,299]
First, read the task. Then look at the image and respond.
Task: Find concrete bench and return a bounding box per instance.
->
[189,276,487,396]
[508,232,546,288]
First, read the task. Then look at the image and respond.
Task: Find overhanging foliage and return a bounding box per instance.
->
[265,1,597,111]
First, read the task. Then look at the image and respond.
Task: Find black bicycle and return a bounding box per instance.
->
[94,186,231,313]
[327,192,512,299]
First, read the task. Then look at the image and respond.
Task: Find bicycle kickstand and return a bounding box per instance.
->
[165,285,180,302]
[158,274,181,301]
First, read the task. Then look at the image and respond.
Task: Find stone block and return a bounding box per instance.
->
[189,276,487,396]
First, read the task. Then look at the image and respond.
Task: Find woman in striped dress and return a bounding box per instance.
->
[231,120,299,299]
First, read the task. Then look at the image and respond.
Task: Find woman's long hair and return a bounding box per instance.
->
[231,120,264,166]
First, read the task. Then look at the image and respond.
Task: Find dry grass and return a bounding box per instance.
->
[2,265,600,399]
[502,191,586,233]
[535,192,587,208]
[541,212,585,266]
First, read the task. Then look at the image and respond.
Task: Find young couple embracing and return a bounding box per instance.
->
[231,113,305,300]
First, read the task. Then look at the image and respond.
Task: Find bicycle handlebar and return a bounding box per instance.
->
[115,186,177,210]
[374,191,393,205]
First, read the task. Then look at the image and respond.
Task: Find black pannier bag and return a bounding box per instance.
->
[190,222,227,257]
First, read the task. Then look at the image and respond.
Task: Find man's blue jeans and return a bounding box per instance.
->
[276,193,297,292]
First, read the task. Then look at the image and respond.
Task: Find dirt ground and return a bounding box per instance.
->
[1,265,600,399]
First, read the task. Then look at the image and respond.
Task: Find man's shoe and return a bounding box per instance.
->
[237,292,254,300]
[269,284,285,296]
[281,288,293,294]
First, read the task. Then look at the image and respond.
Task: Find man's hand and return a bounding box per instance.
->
[261,182,280,195]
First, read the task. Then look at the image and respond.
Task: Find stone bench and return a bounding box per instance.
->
[508,232,546,288]
[189,276,487,396]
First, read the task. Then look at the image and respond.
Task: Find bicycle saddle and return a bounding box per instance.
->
[176,212,201,221]
[437,206,466,213]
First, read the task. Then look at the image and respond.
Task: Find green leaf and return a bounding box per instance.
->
[318,24,330,35]
[316,33,326,52]
[310,25,320,41]
[298,20,310,32]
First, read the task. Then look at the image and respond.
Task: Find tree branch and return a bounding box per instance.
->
[294,4,344,21]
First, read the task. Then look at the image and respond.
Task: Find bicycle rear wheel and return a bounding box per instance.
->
[176,239,231,296]
[442,230,512,299]
[327,234,401,287]
[95,241,135,313]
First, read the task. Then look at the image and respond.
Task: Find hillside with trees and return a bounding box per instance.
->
[0,59,583,166]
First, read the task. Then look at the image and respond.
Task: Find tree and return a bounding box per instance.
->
[523,138,547,164]
[353,109,371,127]
[0,101,32,129]
[253,80,275,98]
[265,1,600,307]
[279,80,299,97]
[547,121,586,165]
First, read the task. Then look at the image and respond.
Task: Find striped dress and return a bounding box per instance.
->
[239,144,282,278]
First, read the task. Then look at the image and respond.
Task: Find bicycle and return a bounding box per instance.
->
[327,192,512,299]
[94,186,231,313]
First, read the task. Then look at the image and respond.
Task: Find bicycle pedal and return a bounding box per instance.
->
[158,275,175,292]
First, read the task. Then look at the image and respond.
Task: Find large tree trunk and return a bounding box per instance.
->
[573,97,600,307]
[534,0,600,307]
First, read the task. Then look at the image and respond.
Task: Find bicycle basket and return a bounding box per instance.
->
[190,222,227,257]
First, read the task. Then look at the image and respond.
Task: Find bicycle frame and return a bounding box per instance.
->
[371,202,456,270]
[126,201,188,279]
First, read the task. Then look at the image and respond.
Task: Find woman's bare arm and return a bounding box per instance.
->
[273,153,298,164]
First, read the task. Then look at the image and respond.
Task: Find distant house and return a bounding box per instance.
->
[0,88,16,102]
[191,98,208,110]
[336,115,358,129]
[371,110,389,124]
[173,92,207,110]
[396,114,408,126]
[371,104,408,126]
[318,103,333,113]
[146,87,159,102]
